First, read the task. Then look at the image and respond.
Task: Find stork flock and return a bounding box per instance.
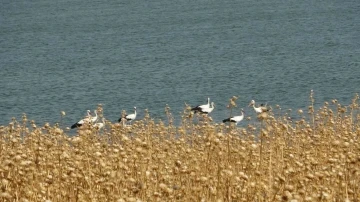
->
[70,98,270,129]
[71,107,137,130]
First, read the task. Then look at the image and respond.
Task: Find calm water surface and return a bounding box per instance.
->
[1,0,360,128]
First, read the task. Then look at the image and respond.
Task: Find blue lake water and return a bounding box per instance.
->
[1,0,359,128]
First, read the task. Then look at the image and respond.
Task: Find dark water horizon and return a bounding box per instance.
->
[1,0,359,128]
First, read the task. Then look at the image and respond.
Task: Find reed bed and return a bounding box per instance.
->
[0,95,360,202]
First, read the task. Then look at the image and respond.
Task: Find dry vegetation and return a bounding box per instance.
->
[1,94,360,202]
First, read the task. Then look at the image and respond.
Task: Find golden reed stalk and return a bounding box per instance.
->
[0,95,359,202]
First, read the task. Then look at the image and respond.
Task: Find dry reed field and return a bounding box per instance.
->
[1,94,360,202]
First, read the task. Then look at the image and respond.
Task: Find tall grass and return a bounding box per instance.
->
[0,95,359,201]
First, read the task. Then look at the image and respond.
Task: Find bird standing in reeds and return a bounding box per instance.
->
[223,109,244,125]
[93,118,105,130]
[118,107,137,124]
[248,100,270,113]
[191,97,214,114]
[70,110,92,129]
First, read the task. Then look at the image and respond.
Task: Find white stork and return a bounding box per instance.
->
[70,110,92,129]
[93,118,105,130]
[91,110,98,123]
[196,102,215,114]
[248,100,270,113]
[222,109,244,125]
[191,97,211,113]
[118,107,137,124]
